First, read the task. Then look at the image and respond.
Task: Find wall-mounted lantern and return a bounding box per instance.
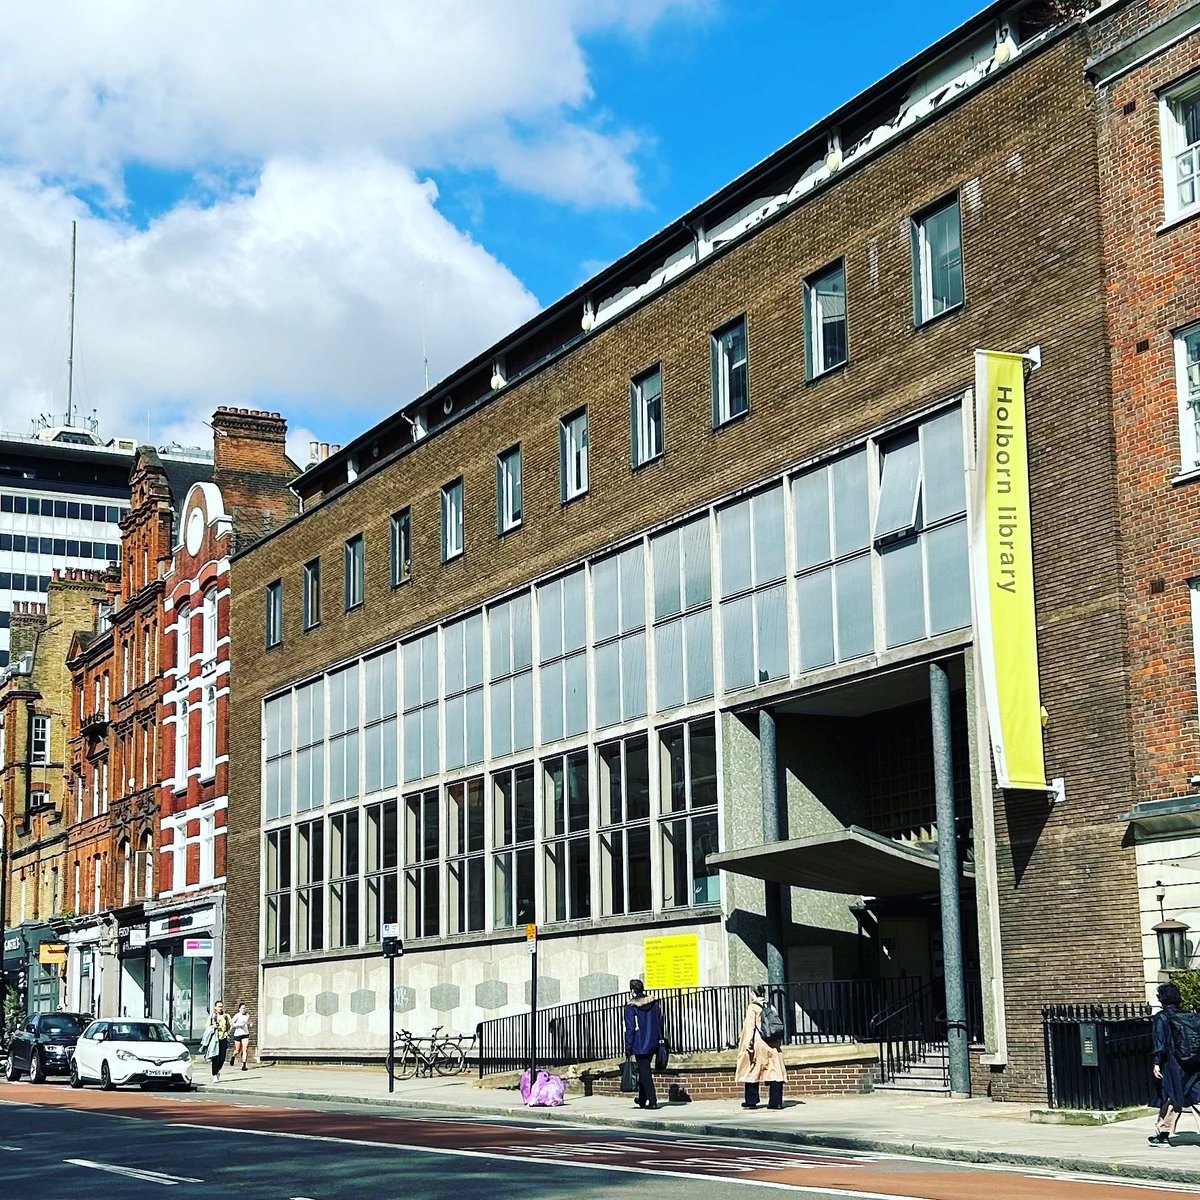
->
[1154,880,1191,971]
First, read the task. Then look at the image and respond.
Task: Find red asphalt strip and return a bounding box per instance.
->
[2,1085,1194,1200]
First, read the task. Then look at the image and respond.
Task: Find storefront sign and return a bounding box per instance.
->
[128,927,148,948]
[970,349,1048,792]
[3,932,23,962]
[149,906,216,941]
[643,933,700,989]
[38,943,66,966]
[183,937,214,957]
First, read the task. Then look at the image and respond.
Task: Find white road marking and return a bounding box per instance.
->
[64,1158,202,1185]
[167,1122,935,1198]
[0,1144,20,1150]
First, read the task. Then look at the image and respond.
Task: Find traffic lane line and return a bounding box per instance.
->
[64,1158,202,1185]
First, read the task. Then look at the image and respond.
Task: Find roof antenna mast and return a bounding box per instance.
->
[66,220,77,428]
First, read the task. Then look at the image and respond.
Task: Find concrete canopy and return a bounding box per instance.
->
[709,825,974,896]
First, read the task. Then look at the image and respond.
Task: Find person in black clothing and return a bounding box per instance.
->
[623,978,663,1111]
[1149,981,1200,1147]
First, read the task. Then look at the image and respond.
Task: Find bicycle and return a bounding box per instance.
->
[386,1026,466,1080]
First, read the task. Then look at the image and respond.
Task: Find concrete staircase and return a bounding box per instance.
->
[873,1044,949,1095]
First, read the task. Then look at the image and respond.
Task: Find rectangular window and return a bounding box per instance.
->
[804,260,847,378]
[329,809,360,949]
[710,316,748,426]
[559,408,589,501]
[296,818,324,952]
[174,701,189,791]
[265,580,282,648]
[1163,81,1200,221]
[404,788,440,939]
[543,750,590,922]
[1176,322,1200,472]
[328,663,360,804]
[651,516,714,711]
[344,534,364,610]
[598,734,652,916]
[497,445,523,533]
[492,763,535,928]
[200,685,217,779]
[441,478,464,561]
[390,508,412,586]
[447,777,485,933]
[489,592,534,758]
[718,485,789,690]
[31,714,49,764]
[294,679,326,812]
[365,798,398,944]
[538,569,587,743]
[592,544,647,728]
[263,693,293,822]
[912,195,963,325]
[202,590,217,662]
[302,558,321,630]
[402,631,439,782]
[262,829,291,945]
[363,649,398,795]
[630,366,663,467]
[198,813,215,886]
[659,718,720,908]
[443,614,483,771]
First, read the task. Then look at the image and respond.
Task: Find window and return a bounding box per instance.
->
[296,819,324,952]
[390,508,412,586]
[441,479,464,561]
[329,810,360,949]
[177,606,190,673]
[365,798,398,943]
[294,679,325,812]
[174,701,189,790]
[651,516,714,710]
[912,195,963,325]
[200,685,216,779]
[659,718,719,907]
[328,664,360,804]
[630,366,663,467]
[711,316,748,426]
[794,450,873,670]
[544,750,591,922]
[202,589,217,662]
[874,406,970,647]
[497,446,523,533]
[363,649,398,795]
[263,693,293,822]
[718,485,789,690]
[1163,81,1200,221]
[599,735,652,916]
[1176,322,1200,472]
[447,777,485,933]
[266,829,291,954]
[31,714,49,764]
[402,632,439,782]
[344,534,364,610]
[538,570,587,742]
[804,260,847,378]
[489,592,534,758]
[444,613,484,771]
[302,559,321,630]
[197,817,214,887]
[492,764,535,928]
[404,788,440,939]
[592,544,647,728]
[559,408,589,501]
[265,581,282,648]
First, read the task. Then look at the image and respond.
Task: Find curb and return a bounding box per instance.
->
[202,1082,1200,1188]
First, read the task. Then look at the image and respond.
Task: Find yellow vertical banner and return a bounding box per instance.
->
[971,350,1047,791]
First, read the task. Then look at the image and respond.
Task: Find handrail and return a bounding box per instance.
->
[868,978,933,1032]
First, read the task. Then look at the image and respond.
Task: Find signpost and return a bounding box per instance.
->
[382,923,403,1093]
[642,933,700,990]
[526,923,538,1085]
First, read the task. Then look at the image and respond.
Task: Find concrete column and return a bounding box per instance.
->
[930,660,970,1098]
[759,708,785,989]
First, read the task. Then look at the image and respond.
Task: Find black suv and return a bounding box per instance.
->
[5,1012,91,1083]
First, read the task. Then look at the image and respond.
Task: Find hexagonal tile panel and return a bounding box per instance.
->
[281,993,305,1018]
[392,986,417,1013]
[475,979,508,1011]
[578,972,619,1001]
[524,975,561,1007]
[315,991,340,1017]
[429,983,461,1012]
[350,988,376,1016]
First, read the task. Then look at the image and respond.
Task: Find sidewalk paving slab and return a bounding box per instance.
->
[203,1064,1200,1189]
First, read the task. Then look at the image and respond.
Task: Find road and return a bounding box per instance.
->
[0,1079,1195,1200]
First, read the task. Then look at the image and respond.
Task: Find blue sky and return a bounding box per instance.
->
[0,1,984,458]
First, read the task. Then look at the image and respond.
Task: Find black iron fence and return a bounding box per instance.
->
[1042,1003,1153,1110]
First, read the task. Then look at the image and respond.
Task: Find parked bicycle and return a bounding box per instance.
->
[386,1026,472,1079]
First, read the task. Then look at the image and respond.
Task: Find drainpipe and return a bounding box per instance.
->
[930,660,970,1098]
[759,708,785,990]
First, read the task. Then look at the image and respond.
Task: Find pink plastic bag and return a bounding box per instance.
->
[525,1069,565,1107]
[519,1068,533,1102]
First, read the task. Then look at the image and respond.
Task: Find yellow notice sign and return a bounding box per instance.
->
[38,942,66,965]
[643,933,700,990]
[970,350,1047,791]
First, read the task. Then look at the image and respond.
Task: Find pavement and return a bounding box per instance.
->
[199,1062,1200,1188]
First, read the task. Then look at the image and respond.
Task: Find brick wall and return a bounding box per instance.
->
[584,1060,876,1101]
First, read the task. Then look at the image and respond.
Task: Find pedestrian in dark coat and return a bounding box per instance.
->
[623,979,663,1111]
[1149,981,1200,1147]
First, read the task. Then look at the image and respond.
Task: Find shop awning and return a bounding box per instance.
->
[709,824,974,896]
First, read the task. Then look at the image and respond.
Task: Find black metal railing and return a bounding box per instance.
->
[1042,1003,1153,1110]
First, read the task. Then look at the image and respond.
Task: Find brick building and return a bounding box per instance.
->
[1086,0,1200,995]
[224,2,1155,1101]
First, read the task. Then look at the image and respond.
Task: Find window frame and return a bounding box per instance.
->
[803,258,848,380]
[910,193,964,327]
[630,364,664,468]
[344,534,364,611]
[389,508,412,587]
[658,717,720,909]
[302,557,321,631]
[491,763,535,929]
[598,734,652,917]
[31,714,50,764]
[264,580,282,649]
[559,408,589,502]
[710,315,749,427]
[1161,74,1200,224]
[441,477,465,562]
[1175,320,1200,473]
[496,445,523,534]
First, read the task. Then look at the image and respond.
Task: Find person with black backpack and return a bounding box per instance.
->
[1149,981,1200,1147]
[735,983,787,1110]
[623,979,664,1111]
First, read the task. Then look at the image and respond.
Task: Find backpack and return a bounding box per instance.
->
[1168,1010,1200,1070]
[758,1000,785,1047]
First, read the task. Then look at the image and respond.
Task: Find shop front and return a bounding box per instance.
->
[3,929,26,1012]
[116,909,150,1018]
[146,900,222,1045]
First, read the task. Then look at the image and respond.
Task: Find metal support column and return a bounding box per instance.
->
[930,660,970,1098]
[759,708,785,990]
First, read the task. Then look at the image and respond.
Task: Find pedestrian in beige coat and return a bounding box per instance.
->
[734,983,787,1110]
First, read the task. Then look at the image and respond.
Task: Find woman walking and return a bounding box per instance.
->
[735,984,787,1110]
[229,1003,252,1071]
[1149,981,1200,1146]
[199,1000,232,1085]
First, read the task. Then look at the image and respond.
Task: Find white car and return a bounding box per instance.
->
[70,1019,193,1090]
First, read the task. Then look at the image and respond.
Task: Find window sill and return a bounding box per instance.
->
[806,359,849,385]
[302,622,321,634]
[441,549,464,564]
[1172,466,1200,486]
[631,451,664,473]
[498,521,523,537]
[390,575,412,590]
[265,641,283,652]
[344,601,364,613]
[561,489,589,507]
[712,407,750,433]
[913,300,964,331]
[1157,205,1200,236]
